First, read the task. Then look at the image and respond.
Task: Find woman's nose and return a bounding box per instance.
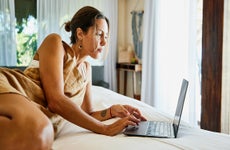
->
[100,37,107,46]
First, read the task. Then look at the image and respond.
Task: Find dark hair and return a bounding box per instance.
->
[65,6,109,44]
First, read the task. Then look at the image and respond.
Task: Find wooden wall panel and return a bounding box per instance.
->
[201,0,224,132]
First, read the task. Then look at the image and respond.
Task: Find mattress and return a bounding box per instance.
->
[52,86,230,150]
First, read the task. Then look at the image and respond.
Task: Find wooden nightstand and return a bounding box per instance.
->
[116,63,142,100]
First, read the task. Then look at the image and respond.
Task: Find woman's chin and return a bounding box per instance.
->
[90,52,101,59]
[90,54,100,59]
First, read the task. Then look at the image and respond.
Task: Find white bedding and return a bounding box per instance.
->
[53,86,230,150]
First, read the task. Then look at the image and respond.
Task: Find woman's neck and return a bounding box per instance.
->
[72,44,87,66]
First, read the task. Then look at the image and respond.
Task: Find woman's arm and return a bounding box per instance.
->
[80,64,146,121]
[89,104,147,121]
[37,34,141,136]
[81,78,146,121]
[80,64,112,121]
[37,34,106,134]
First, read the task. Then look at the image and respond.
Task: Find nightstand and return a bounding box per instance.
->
[116,63,142,100]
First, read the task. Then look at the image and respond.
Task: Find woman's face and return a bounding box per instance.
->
[82,18,109,59]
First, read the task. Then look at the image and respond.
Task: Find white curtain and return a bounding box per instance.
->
[0,0,17,66]
[37,0,118,91]
[222,0,230,134]
[102,2,118,91]
[141,0,202,126]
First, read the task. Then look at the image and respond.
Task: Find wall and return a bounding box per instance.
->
[117,0,145,98]
[118,0,145,49]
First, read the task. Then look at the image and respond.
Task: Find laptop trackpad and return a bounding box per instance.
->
[124,121,149,135]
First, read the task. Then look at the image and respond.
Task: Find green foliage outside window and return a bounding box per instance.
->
[16,15,37,66]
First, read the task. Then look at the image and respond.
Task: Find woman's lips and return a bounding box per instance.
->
[97,48,102,53]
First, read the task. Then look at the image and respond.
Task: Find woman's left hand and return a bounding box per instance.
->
[110,104,147,121]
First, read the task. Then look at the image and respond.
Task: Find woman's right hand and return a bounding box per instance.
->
[103,114,140,136]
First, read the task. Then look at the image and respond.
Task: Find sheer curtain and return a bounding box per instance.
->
[141,0,201,126]
[37,0,118,91]
[102,2,118,91]
[0,0,17,66]
[222,0,230,134]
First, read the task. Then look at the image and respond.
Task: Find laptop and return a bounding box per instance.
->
[123,79,189,138]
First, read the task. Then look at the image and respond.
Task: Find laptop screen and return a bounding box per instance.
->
[173,79,189,137]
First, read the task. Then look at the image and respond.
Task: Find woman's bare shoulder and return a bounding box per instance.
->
[37,33,64,54]
[43,33,62,43]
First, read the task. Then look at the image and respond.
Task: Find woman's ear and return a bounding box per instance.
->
[76,28,83,40]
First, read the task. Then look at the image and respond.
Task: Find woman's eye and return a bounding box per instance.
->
[95,30,108,41]
[96,32,103,36]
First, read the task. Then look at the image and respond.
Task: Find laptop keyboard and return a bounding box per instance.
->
[147,121,173,137]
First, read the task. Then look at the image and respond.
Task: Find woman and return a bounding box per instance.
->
[0,6,146,150]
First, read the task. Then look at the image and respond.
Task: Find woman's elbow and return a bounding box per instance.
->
[46,95,63,113]
[47,101,58,113]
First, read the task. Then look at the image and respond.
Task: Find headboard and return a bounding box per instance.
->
[91,66,109,88]
[1,66,109,88]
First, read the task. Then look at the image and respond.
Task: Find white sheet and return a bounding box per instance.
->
[53,86,230,150]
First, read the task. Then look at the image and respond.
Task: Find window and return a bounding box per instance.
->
[15,0,37,66]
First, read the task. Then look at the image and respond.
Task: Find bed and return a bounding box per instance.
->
[3,66,230,149]
[53,86,230,150]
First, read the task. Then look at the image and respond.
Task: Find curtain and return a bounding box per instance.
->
[0,0,17,66]
[37,0,118,91]
[141,0,202,126]
[102,1,118,91]
[141,0,157,107]
[222,0,230,134]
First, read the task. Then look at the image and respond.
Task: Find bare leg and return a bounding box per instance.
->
[0,94,54,150]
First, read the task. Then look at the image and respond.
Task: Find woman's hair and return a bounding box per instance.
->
[65,6,109,44]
